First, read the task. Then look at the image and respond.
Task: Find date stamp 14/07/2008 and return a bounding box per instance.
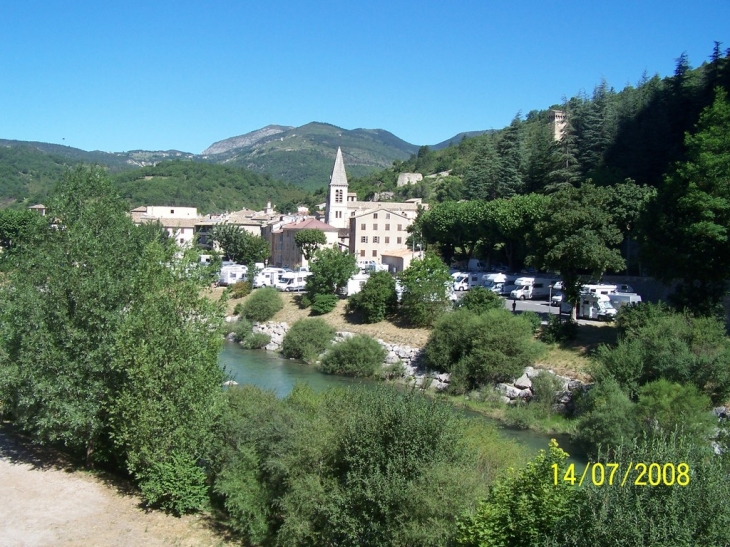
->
[552,462,690,487]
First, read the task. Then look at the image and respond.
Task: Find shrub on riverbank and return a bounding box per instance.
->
[346,271,398,323]
[280,318,335,361]
[424,309,544,393]
[319,334,386,377]
[214,384,524,546]
[240,287,283,323]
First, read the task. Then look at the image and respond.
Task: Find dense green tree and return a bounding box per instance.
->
[110,243,225,512]
[212,223,270,265]
[494,114,525,196]
[0,166,167,464]
[455,286,504,314]
[304,246,358,303]
[0,208,41,252]
[527,182,625,319]
[419,200,490,264]
[293,228,327,260]
[346,270,398,323]
[464,137,501,200]
[397,252,453,327]
[642,87,730,314]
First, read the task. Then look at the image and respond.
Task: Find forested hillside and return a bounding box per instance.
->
[110,161,310,214]
[349,45,730,202]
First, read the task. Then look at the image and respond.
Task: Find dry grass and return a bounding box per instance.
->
[537,322,618,381]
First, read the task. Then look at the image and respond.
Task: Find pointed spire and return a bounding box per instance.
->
[330,147,348,187]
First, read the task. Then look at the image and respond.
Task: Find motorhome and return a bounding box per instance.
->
[275,271,312,292]
[452,272,486,291]
[482,273,517,295]
[576,294,618,321]
[581,283,618,295]
[608,293,642,308]
[510,276,557,300]
[253,268,287,288]
[343,273,370,296]
[218,264,248,286]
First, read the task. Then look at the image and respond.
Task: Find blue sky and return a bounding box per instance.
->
[2,1,729,154]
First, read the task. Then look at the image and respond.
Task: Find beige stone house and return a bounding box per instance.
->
[263,217,339,268]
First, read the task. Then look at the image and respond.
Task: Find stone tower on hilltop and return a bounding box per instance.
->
[325,147,349,229]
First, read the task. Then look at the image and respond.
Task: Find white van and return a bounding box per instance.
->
[482,273,517,295]
[577,294,618,320]
[510,277,557,300]
[253,268,287,288]
[218,264,248,286]
[581,284,618,296]
[608,293,642,308]
[275,271,312,292]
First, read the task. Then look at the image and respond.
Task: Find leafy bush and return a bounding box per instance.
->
[214,384,523,546]
[239,287,283,323]
[229,280,252,299]
[575,377,638,455]
[530,371,563,411]
[540,315,578,343]
[280,318,335,361]
[519,310,542,334]
[595,309,730,403]
[614,301,672,338]
[346,271,397,323]
[310,293,339,315]
[397,253,453,327]
[233,302,244,316]
[241,332,271,350]
[424,309,543,393]
[304,246,359,301]
[233,317,253,341]
[319,334,386,377]
[138,451,209,515]
[456,439,576,547]
[456,286,504,314]
[550,435,730,547]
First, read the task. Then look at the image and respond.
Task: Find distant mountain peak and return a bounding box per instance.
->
[201,124,293,155]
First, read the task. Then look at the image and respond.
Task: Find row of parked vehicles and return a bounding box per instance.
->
[218,263,312,292]
[451,269,642,321]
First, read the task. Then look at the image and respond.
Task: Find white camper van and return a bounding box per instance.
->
[510,277,557,300]
[218,264,248,286]
[576,294,618,320]
[581,284,618,296]
[275,271,312,292]
[608,293,642,308]
[482,273,517,295]
[253,268,287,288]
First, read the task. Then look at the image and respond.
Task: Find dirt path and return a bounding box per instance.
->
[0,427,231,547]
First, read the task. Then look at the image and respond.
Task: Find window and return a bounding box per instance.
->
[373,224,378,230]
[384,237,390,244]
[170,209,175,214]
[373,236,380,243]
[397,237,402,244]
[351,212,355,216]
[385,224,390,231]
[360,250,365,257]
[373,213,378,219]
[336,211,342,218]
[386,213,391,219]
[397,224,403,231]
[372,250,377,257]
[361,236,368,243]
[361,223,366,230]
[335,189,343,203]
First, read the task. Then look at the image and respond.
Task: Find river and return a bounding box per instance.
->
[219,341,588,465]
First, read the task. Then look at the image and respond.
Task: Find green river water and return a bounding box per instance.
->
[219,341,588,466]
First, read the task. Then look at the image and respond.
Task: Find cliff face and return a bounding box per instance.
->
[201,125,293,155]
